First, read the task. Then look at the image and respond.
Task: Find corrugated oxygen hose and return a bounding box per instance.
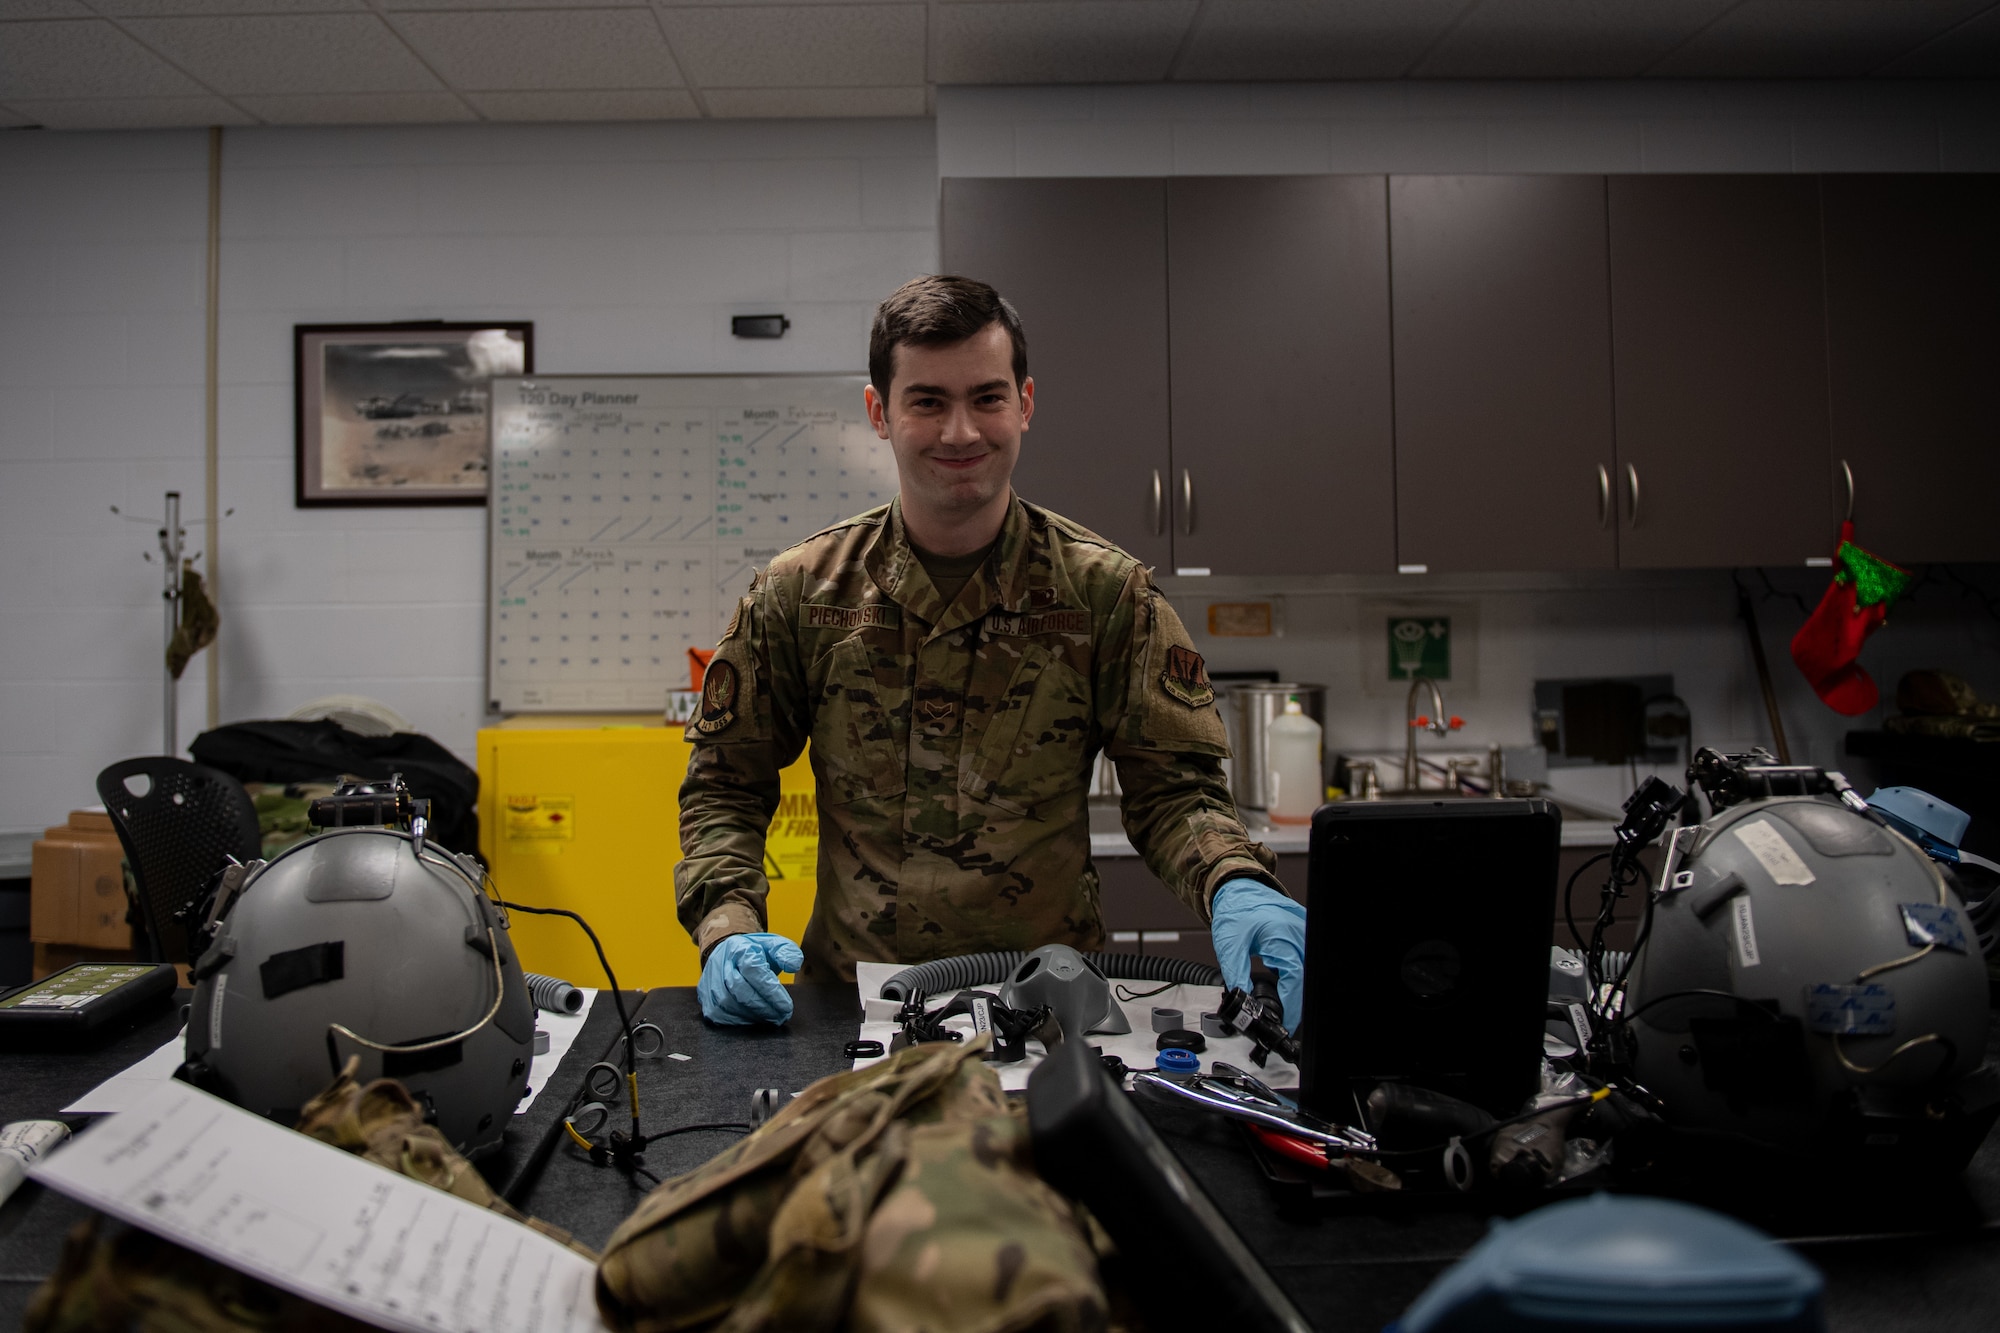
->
[877,951,1220,1003]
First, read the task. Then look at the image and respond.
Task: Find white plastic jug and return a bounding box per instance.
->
[1265,696,1323,825]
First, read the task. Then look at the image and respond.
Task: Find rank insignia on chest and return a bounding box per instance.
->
[1161,644,1215,708]
[697,660,739,733]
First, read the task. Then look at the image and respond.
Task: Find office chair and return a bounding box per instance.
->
[95,757,261,966]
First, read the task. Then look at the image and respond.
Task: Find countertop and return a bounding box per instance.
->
[1089,803,1618,857]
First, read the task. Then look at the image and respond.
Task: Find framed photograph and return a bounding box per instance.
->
[295,321,533,507]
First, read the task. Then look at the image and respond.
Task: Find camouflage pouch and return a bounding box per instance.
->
[846,1110,1108,1333]
[596,1038,1110,1333]
[293,1058,596,1259]
[25,1218,374,1333]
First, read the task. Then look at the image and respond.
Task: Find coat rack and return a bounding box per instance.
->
[110,491,228,756]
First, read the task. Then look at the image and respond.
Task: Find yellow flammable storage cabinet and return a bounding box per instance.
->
[477,722,817,988]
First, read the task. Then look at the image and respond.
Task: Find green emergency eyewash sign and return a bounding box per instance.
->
[1389,616,1451,680]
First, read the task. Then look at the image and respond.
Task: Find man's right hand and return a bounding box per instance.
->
[698,932,805,1025]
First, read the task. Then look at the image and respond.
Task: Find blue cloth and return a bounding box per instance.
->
[1209,878,1307,1030]
[698,932,805,1026]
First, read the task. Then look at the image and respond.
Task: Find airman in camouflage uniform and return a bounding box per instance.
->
[676,493,1281,980]
[677,274,1298,1000]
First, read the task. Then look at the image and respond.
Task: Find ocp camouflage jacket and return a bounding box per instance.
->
[676,495,1281,980]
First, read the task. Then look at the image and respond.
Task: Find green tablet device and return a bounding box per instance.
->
[0,963,177,1047]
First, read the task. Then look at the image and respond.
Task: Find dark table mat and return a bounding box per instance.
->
[4,981,2000,1332]
[516,983,859,1252]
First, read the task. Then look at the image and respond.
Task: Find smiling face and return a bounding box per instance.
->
[865,321,1034,552]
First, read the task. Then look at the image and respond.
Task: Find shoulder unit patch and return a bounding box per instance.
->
[1161,644,1214,708]
[696,660,740,734]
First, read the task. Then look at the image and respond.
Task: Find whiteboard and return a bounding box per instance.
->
[486,374,897,713]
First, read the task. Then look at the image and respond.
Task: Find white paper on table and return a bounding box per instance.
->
[850,961,1299,1093]
[30,1079,610,1333]
[62,1027,190,1115]
[62,990,599,1117]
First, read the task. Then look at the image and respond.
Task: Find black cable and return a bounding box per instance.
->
[1368,1090,1609,1161]
[497,900,635,1068]
[1115,979,1178,1002]
[1938,564,2000,626]
[1564,852,1611,952]
[646,1122,752,1138]
[1612,988,1788,1030]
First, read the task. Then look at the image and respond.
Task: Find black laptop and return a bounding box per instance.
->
[1299,798,1561,1120]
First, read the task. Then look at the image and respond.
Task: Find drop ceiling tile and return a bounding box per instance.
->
[702,86,925,117]
[1414,0,1734,78]
[120,15,444,95]
[657,5,922,87]
[389,10,685,90]
[1173,0,1463,81]
[0,19,210,98]
[1650,0,1994,77]
[462,88,698,119]
[235,91,477,123]
[4,94,253,127]
[90,0,364,14]
[1882,5,2000,75]
[933,1,1196,84]
[0,0,91,17]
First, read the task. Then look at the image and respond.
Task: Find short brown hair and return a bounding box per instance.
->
[868,274,1028,395]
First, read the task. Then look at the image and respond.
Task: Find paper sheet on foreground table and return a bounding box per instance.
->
[60,990,597,1117]
[29,1079,610,1333]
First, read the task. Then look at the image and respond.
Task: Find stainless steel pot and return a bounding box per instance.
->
[1225,683,1327,811]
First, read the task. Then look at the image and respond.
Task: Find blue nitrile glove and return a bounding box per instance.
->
[698,932,804,1026]
[1210,879,1307,1032]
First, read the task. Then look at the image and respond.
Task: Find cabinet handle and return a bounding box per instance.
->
[1180,469,1194,536]
[1625,463,1641,529]
[1597,464,1610,530]
[1150,469,1164,536]
[1840,458,1855,522]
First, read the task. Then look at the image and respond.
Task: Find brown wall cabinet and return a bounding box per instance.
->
[942,175,1397,576]
[944,172,1995,578]
[1167,175,1396,576]
[1608,175,1835,570]
[940,177,1174,569]
[1822,174,2000,565]
[1390,175,1618,573]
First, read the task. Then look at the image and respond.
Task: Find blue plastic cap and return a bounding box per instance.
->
[1393,1195,1824,1332]
[1154,1048,1200,1077]
[1868,786,1971,852]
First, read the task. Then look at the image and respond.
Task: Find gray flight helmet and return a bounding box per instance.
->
[1000,943,1132,1040]
[183,827,535,1157]
[1627,795,1990,1161]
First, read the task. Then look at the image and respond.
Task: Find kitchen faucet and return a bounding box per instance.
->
[1403,675,1461,792]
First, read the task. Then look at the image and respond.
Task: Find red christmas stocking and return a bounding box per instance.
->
[1789,521,1911,716]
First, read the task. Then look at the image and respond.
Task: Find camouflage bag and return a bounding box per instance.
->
[25,1062,592,1333]
[596,1038,1110,1333]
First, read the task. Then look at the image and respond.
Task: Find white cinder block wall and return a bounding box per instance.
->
[1,118,937,832]
[5,83,1999,833]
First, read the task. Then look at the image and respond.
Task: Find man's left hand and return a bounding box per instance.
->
[1210,879,1307,1031]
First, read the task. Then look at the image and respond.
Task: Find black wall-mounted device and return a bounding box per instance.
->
[731,314,790,339]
